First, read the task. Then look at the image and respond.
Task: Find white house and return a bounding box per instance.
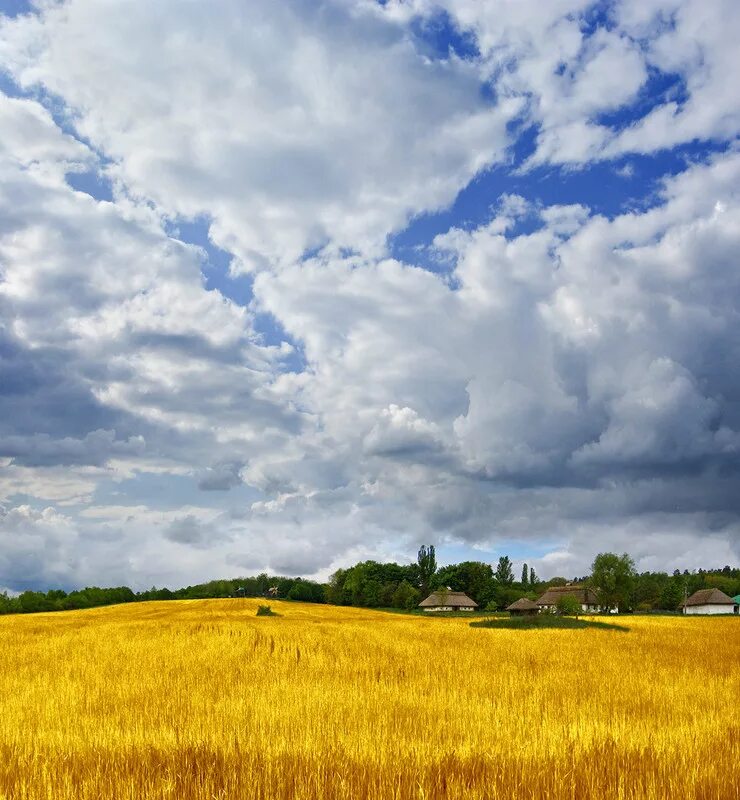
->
[681,588,738,615]
[535,586,602,613]
[418,590,478,612]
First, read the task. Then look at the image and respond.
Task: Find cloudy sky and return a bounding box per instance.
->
[1,0,739,592]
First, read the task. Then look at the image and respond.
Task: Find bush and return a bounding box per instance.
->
[256,605,277,616]
[556,594,582,617]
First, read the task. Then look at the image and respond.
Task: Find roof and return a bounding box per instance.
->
[419,591,478,608]
[536,586,599,606]
[682,588,735,607]
[733,595,740,604]
[506,598,540,611]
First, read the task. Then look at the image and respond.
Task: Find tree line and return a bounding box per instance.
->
[1,548,738,616]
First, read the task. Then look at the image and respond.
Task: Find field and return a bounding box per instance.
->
[0,600,738,799]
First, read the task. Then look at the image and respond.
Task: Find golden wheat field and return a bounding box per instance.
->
[0,600,738,800]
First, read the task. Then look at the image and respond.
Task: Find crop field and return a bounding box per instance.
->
[0,600,738,800]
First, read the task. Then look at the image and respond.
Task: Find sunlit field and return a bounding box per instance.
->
[0,600,738,799]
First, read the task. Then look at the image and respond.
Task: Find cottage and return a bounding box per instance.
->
[681,588,738,615]
[418,590,478,612]
[506,598,540,616]
[535,586,606,613]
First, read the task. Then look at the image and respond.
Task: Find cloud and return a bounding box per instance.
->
[0,2,738,588]
[392,0,739,165]
[197,462,244,492]
[0,0,520,269]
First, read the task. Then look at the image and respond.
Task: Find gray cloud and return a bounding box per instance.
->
[0,2,738,590]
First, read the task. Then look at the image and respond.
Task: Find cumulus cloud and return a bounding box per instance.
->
[0,0,520,269]
[0,1,738,589]
[389,0,740,165]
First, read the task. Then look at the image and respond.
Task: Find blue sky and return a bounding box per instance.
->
[0,0,739,591]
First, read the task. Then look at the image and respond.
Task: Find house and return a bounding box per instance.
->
[680,588,738,615]
[506,598,540,616]
[535,586,605,613]
[418,590,478,612]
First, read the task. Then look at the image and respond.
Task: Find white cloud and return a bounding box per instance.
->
[0,1,738,588]
[0,0,520,269]
[391,0,739,165]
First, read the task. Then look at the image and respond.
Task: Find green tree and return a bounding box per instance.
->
[391,581,421,610]
[494,556,514,586]
[591,552,637,612]
[434,561,494,605]
[556,594,582,616]
[417,545,437,598]
[529,566,538,585]
[521,563,529,585]
[658,577,684,610]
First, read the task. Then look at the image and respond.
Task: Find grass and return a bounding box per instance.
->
[0,599,737,799]
[470,614,630,631]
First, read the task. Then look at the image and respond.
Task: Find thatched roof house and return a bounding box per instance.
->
[681,588,738,615]
[535,586,601,612]
[419,591,478,612]
[506,597,539,615]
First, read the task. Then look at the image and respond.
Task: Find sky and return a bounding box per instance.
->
[0,0,739,592]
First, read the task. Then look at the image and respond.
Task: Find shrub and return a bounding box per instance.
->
[256,605,277,616]
[556,595,582,617]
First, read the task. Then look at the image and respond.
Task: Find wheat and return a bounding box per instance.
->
[0,600,737,799]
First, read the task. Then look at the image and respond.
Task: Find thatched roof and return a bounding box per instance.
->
[681,588,735,607]
[419,591,478,608]
[506,598,539,611]
[536,586,599,606]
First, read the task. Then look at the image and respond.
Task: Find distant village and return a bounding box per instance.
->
[417,585,740,616]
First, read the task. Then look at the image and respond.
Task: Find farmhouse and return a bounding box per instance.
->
[506,598,540,616]
[680,588,738,615]
[418,590,478,612]
[535,586,602,613]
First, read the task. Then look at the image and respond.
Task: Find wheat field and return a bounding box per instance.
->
[0,600,738,800]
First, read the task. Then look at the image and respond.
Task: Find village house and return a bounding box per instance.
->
[506,598,540,616]
[535,586,609,613]
[681,588,738,615]
[418,590,477,612]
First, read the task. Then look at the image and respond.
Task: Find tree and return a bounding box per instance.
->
[417,545,437,598]
[529,566,538,585]
[591,552,636,612]
[556,594,582,617]
[494,556,514,586]
[434,561,494,605]
[658,577,684,611]
[391,581,420,610]
[521,563,529,585]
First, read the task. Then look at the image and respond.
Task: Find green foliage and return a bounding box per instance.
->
[658,577,684,610]
[434,561,494,606]
[556,594,582,617]
[391,581,421,610]
[529,566,537,585]
[494,556,514,586]
[591,553,637,612]
[256,605,277,616]
[470,616,629,632]
[417,545,437,598]
[286,579,326,603]
[521,563,529,585]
